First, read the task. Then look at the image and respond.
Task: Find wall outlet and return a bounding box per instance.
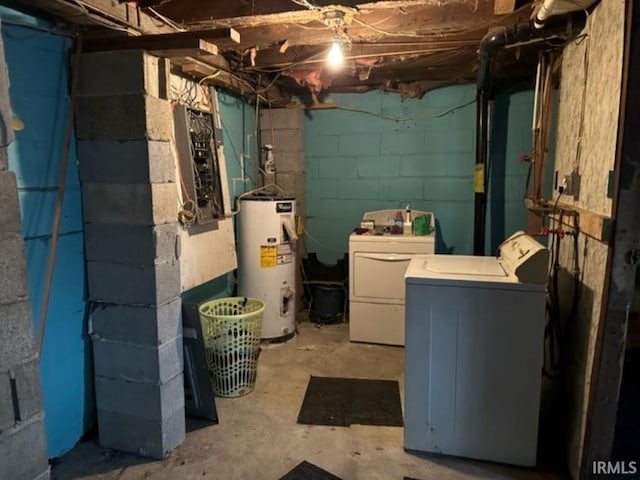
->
[562,171,581,198]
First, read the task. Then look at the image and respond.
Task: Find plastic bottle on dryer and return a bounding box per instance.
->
[403,205,412,235]
[393,211,404,232]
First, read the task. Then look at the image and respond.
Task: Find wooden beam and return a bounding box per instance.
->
[494,0,516,15]
[10,0,276,99]
[13,0,175,34]
[524,198,614,242]
[550,205,614,243]
[285,102,337,109]
[83,28,240,56]
[84,36,219,57]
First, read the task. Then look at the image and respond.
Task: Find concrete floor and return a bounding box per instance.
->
[52,321,566,480]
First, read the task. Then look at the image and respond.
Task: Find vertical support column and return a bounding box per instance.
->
[0,146,50,480]
[75,50,184,458]
[260,109,306,310]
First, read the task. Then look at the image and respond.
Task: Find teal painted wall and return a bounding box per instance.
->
[304,86,534,262]
[2,8,92,458]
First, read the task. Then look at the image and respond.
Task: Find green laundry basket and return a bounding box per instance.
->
[199,297,265,398]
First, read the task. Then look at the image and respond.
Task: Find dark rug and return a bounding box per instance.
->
[279,460,341,480]
[297,376,403,427]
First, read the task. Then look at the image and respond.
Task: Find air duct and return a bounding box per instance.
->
[473,10,587,255]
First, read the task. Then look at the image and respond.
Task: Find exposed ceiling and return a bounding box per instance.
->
[12,0,563,103]
[144,0,538,99]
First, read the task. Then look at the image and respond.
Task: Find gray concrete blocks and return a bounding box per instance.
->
[81,183,177,225]
[261,130,304,156]
[75,95,172,141]
[94,371,184,421]
[273,151,305,174]
[0,301,35,369]
[0,234,28,304]
[78,60,186,460]
[0,147,7,171]
[14,356,43,422]
[79,50,163,97]
[275,172,305,196]
[84,223,179,265]
[91,299,181,346]
[97,405,185,459]
[93,336,183,384]
[259,108,304,130]
[0,171,21,232]
[0,371,13,433]
[0,415,49,480]
[87,260,180,306]
[78,140,176,184]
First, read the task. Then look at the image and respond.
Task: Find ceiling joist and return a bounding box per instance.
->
[83,27,241,57]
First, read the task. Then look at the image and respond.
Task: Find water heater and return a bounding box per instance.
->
[238,195,297,340]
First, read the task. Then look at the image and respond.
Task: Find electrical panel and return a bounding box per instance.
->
[173,104,226,233]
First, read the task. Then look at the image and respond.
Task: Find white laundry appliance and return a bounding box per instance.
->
[403,231,549,467]
[349,209,435,346]
[238,195,298,340]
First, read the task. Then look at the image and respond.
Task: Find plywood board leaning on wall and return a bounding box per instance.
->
[550,0,626,478]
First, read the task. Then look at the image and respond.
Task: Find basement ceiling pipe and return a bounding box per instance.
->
[473,10,587,256]
[533,0,559,29]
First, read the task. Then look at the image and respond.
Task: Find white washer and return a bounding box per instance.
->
[349,209,435,346]
[403,231,549,467]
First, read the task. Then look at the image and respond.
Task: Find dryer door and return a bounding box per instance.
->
[352,252,413,300]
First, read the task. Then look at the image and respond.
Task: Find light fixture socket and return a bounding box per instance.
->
[323,10,345,29]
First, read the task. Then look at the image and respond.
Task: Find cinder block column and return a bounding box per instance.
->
[260,109,306,310]
[76,50,185,458]
[0,148,50,480]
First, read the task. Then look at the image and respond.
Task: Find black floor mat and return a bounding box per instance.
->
[279,460,341,480]
[297,376,403,427]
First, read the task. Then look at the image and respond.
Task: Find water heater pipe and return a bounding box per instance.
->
[473,10,587,255]
[534,0,559,29]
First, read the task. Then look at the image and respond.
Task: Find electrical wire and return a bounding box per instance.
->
[230,183,285,216]
[218,113,260,188]
[542,193,583,379]
[333,98,475,122]
[290,0,320,10]
[351,17,425,38]
[147,7,185,31]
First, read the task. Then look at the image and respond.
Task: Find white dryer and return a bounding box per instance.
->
[403,231,549,466]
[349,209,435,346]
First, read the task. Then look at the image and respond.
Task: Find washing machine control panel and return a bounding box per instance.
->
[499,231,550,284]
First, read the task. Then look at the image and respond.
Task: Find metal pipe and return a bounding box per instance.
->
[473,11,587,255]
[534,0,559,29]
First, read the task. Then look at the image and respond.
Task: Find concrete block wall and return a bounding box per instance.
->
[260,109,305,307]
[77,50,184,458]
[304,86,534,261]
[0,149,50,479]
[260,108,305,217]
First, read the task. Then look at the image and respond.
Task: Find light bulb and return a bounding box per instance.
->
[328,39,343,67]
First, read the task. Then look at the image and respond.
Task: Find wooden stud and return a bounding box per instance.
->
[524,198,614,242]
[84,36,219,57]
[494,0,516,15]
